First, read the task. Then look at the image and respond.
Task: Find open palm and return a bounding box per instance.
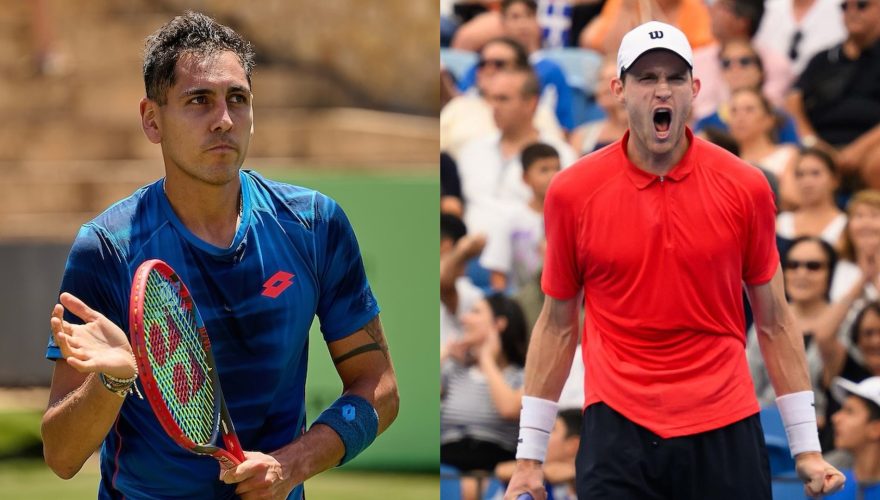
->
[51,292,136,379]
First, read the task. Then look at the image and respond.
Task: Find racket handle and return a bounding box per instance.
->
[517,494,534,500]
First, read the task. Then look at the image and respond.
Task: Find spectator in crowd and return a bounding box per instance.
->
[441,294,529,500]
[746,237,839,426]
[694,39,800,145]
[692,0,794,120]
[441,37,565,160]
[817,302,880,453]
[567,58,629,155]
[776,148,846,249]
[578,0,714,54]
[727,87,800,206]
[481,143,560,292]
[830,191,880,302]
[441,214,486,347]
[455,0,578,132]
[452,0,602,51]
[755,0,846,78]
[825,376,880,499]
[456,67,576,236]
[494,408,583,500]
[785,0,880,188]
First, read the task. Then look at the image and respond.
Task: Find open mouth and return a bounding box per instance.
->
[653,109,672,134]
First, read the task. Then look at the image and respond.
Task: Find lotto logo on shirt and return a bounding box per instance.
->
[262,271,295,298]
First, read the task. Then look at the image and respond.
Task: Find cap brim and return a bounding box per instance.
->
[831,377,863,405]
[620,48,693,78]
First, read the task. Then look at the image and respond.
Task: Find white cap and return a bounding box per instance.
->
[616,21,694,78]
[831,376,880,409]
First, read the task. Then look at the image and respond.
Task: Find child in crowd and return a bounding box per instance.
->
[825,377,880,499]
[480,142,560,292]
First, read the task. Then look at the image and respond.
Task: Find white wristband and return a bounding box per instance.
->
[775,391,821,458]
[516,396,559,461]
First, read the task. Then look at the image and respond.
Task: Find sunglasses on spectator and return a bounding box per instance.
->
[720,56,759,69]
[477,59,512,70]
[840,0,870,10]
[783,260,827,271]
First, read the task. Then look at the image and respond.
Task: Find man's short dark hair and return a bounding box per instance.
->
[143,11,256,104]
[731,0,765,38]
[482,36,531,70]
[557,408,583,438]
[521,142,559,173]
[501,0,538,15]
[441,213,467,244]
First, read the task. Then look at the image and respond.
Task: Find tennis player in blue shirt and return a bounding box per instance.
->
[40,12,399,499]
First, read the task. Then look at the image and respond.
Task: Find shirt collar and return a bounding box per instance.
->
[620,127,697,190]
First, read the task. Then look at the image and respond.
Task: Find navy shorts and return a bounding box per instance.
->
[575,402,772,500]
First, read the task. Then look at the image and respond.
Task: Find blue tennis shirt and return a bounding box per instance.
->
[46,170,380,499]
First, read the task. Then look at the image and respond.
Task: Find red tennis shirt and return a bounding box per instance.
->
[542,128,778,437]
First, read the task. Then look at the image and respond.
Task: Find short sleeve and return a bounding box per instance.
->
[47,225,129,360]
[541,175,582,299]
[742,174,780,285]
[314,196,380,342]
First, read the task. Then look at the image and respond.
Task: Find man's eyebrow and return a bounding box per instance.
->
[179,86,252,97]
[180,87,214,97]
[228,85,252,95]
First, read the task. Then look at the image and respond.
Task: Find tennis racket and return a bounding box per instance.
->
[129,259,245,468]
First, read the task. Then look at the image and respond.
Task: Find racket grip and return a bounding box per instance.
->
[517,494,534,500]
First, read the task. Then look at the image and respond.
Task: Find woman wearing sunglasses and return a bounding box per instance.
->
[695,39,800,146]
[747,237,841,419]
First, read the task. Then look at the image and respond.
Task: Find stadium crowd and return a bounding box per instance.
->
[440,0,880,498]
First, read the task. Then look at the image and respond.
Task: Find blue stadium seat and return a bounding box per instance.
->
[771,476,808,500]
[540,48,603,95]
[540,48,604,126]
[760,404,797,476]
[483,477,505,499]
[441,48,479,84]
[441,464,463,500]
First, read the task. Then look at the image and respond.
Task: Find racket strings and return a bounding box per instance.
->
[143,270,217,444]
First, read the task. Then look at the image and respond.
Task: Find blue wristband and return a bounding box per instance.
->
[313,394,379,465]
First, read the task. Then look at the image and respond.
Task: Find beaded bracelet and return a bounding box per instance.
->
[98,353,143,399]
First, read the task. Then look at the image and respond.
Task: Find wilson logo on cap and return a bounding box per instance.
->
[616,21,693,77]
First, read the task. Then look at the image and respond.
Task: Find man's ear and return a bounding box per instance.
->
[868,419,880,442]
[563,435,580,457]
[611,77,625,105]
[140,97,162,144]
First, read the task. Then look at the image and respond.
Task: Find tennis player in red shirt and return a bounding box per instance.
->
[504,21,846,500]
